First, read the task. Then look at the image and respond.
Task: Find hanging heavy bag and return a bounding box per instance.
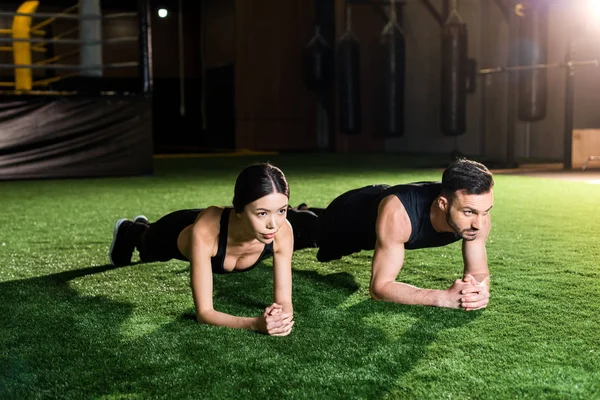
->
[440,20,468,136]
[338,30,362,134]
[517,3,548,122]
[303,26,332,90]
[374,6,405,138]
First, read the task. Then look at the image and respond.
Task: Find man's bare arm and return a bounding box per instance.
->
[462,238,490,284]
[460,214,492,310]
[369,196,471,308]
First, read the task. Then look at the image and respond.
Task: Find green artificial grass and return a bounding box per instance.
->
[1,153,599,399]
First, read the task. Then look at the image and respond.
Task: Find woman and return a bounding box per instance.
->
[108,163,294,336]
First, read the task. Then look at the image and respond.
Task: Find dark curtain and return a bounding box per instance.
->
[0,97,153,180]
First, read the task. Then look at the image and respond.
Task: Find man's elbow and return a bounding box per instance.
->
[369,282,386,301]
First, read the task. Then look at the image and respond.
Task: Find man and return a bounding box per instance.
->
[314,158,494,311]
[285,206,320,251]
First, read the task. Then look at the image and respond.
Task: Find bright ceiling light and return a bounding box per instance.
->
[158,8,168,18]
[588,0,600,29]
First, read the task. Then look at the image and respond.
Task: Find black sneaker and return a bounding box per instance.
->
[132,215,153,263]
[286,208,319,250]
[108,219,136,266]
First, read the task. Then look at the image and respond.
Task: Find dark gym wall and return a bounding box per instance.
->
[6,0,597,161]
[331,0,481,155]
[477,0,569,162]
[477,0,597,163]
[331,0,473,154]
[150,0,204,153]
[391,0,479,155]
[152,2,202,78]
[332,0,385,152]
[234,0,318,151]
[329,0,600,163]
[202,0,235,68]
[201,0,235,151]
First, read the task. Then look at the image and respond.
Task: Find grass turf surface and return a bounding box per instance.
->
[1,153,599,399]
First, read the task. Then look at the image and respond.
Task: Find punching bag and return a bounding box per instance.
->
[517,3,548,122]
[303,26,332,90]
[375,10,405,138]
[337,32,362,134]
[441,20,468,136]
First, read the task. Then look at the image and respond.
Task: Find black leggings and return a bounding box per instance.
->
[136,206,323,262]
[304,207,325,217]
[138,209,203,262]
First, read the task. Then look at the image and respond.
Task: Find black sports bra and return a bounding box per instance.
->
[210,208,274,274]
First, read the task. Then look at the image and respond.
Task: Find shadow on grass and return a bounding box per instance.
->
[0,263,137,399]
[342,299,480,398]
[0,262,479,399]
[168,265,480,398]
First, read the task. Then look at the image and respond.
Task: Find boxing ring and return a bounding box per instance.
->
[0,0,153,180]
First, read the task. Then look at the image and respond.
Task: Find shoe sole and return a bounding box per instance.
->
[133,215,149,224]
[109,218,128,266]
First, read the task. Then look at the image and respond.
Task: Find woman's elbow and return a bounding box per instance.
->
[195,308,214,324]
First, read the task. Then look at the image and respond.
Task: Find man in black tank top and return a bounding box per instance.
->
[315,158,495,311]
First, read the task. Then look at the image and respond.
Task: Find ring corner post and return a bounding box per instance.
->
[79,0,103,79]
[12,0,40,91]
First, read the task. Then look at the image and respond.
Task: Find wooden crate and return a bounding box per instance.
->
[572,129,600,169]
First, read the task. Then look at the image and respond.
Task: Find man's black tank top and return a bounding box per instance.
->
[378,182,460,249]
[316,182,459,261]
[211,208,274,274]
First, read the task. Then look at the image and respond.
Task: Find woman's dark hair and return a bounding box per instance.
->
[232,163,290,212]
[441,158,494,199]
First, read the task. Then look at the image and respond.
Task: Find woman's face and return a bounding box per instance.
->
[240,193,289,243]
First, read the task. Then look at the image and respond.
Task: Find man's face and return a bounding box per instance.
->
[444,190,494,241]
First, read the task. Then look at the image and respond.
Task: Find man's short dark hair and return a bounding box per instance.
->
[441,158,494,198]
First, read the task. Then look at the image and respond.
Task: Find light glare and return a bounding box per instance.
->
[158,8,168,18]
[588,0,600,29]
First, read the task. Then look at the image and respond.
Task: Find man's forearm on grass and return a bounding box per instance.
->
[370,281,447,307]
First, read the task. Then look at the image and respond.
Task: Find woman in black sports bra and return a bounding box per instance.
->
[108,163,295,336]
